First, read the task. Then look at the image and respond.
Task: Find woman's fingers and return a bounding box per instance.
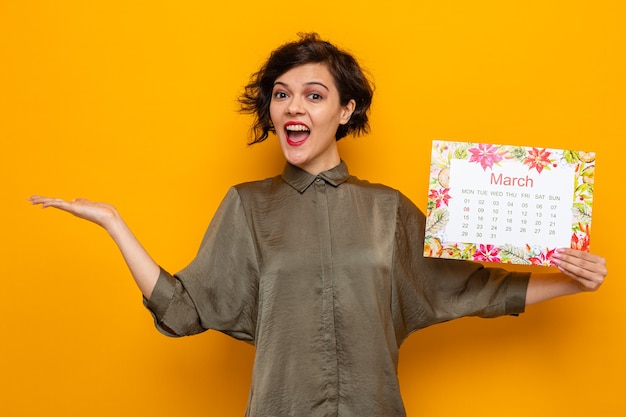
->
[552,248,607,292]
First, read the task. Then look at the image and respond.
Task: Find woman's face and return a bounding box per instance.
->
[270,63,355,175]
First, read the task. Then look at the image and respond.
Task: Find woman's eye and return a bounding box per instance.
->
[308,93,322,100]
[274,91,288,99]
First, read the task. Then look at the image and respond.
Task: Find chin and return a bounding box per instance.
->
[285,154,309,168]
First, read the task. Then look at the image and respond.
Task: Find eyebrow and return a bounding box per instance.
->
[273,81,330,91]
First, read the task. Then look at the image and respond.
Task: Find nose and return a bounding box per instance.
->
[286,96,305,115]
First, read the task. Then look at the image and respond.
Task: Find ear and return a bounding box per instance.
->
[339,99,356,125]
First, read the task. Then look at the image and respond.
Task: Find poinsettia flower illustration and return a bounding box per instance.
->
[428,187,451,208]
[524,147,552,173]
[472,244,501,262]
[529,248,557,266]
[468,144,503,170]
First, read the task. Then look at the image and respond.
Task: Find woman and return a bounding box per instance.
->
[30,33,607,416]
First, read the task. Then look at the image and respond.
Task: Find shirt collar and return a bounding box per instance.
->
[282,160,351,193]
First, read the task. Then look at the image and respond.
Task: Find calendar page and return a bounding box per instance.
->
[424,140,595,265]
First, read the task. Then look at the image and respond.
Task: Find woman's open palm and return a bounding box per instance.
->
[29,196,118,229]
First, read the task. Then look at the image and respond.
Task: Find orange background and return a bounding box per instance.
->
[1,1,624,416]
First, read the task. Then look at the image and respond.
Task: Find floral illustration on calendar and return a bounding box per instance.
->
[424,140,595,265]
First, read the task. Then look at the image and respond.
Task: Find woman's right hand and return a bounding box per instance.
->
[29,195,161,298]
[29,196,119,230]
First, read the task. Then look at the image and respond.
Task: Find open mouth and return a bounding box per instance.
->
[285,122,310,146]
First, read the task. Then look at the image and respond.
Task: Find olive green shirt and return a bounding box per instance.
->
[146,161,529,417]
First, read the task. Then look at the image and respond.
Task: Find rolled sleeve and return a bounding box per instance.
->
[144,268,205,337]
[503,271,530,315]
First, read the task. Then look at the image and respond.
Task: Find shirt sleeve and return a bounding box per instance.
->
[391,192,530,343]
[144,187,260,342]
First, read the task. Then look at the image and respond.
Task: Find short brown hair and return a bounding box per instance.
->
[239,33,374,144]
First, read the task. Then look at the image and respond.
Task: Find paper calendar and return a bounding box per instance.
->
[424,140,595,265]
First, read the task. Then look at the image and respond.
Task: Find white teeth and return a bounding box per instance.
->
[285,125,310,132]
